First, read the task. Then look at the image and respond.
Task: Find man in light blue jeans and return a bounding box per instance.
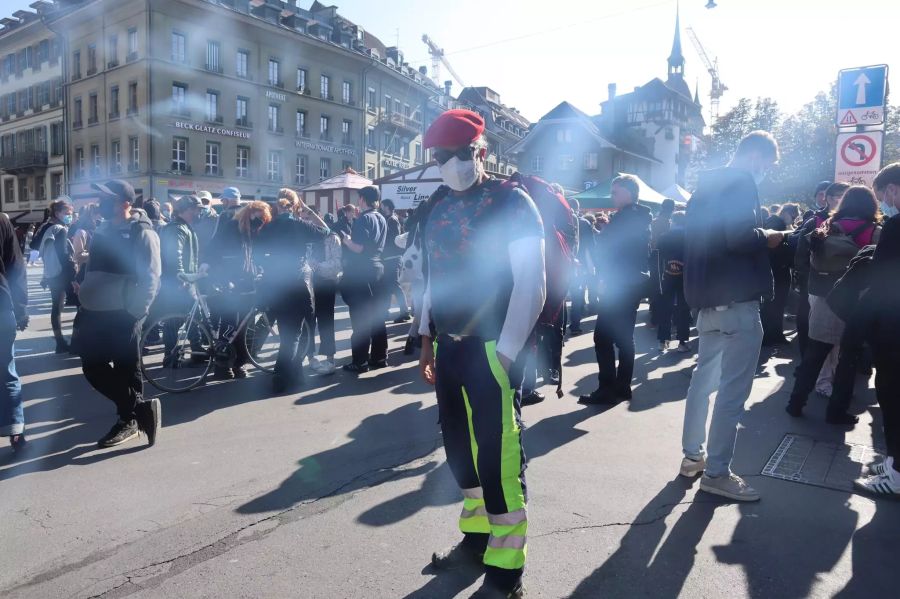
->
[681,131,784,501]
[681,302,764,495]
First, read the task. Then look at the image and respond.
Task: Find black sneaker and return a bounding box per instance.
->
[826,412,859,426]
[614,385,633,401]
[9,434,27,453]
[579,389,619,405]
[232,366,248,379]
[431,542,485,570]
[343,362,369,373]
[97,419,139,448]
[785,403,804,418]
[369,359,388,370]
[136,398,161,446]
[394,313,412,324]
[469,580,525,598]
[55,340,70,354]
[521,391,545,406]
[403,337,415,355]
[214,366,234,380]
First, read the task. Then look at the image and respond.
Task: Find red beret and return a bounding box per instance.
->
[423,109,485,149]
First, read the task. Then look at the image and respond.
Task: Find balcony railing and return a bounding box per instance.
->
[107,60,119,69]
[236,118,252,128]
[205,63,223,74]
[126,51,138,63]
[378,111,421,134]
[0,150,49,173]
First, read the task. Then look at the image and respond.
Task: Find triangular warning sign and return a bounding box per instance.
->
[840,111,858,126]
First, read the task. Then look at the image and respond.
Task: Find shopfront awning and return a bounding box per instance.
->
[570,173,669,210]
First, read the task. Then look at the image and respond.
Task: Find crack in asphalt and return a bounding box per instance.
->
[41,438,444,599]
[533,500,722,538]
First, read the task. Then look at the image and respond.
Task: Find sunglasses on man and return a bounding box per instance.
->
[433,145,477,166]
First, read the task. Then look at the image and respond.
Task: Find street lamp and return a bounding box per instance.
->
[706,0,717,8]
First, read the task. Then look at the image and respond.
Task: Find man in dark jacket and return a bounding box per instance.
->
[379,199,409,322]
[580,175,651,405]
[679,131,785,502]
[568,198,594,334]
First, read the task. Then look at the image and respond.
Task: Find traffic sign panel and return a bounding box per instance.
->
[837,65,888,126]
[835,131,883,187]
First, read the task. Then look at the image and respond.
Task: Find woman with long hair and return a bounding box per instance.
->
[787,186,881,423]
[36,198,77,353]
[207,200,271,379]
[257,189,330,392]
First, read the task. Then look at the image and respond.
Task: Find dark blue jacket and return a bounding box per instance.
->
[684,167,773,309]
[592,202,651,302]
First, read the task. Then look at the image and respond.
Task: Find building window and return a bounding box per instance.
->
[267,104,280,132]
[171,83,187,115]
[341,119,351,145]
[558,154,574,170]
[266,150,281,181]
[295,154,307,185]
[90,144,101,175]
[107,35,118,67]
[87,44,97,74]
[320,74,330,99]
[127,28,138,60]
[296,68,307,92]
[556,129,573,143]
[384,94,391,112]
[205,141,220,175]
[109,85,120,118]
[342,160,353,172]
[2,179,13,204]
[128,81,138,114]
[37,39,49,65]
[72,50,81,79]
[236,146,249,178]
[50,122,64,156]
[236,50,249,78]
[236,96,249,126]
[342,81,351,104]
[393,99,401,115]
[320,115,330,140]
[415,142,422,164]
[171,32,186,63]
[18,178,27,203]
[88,93,98,124]
[35,177,46,202]
[51,173,62,198]
[366,126,375,150]
[583,152,598,170]
[531,155,543,172]
[73,97,82,128]
[296,110,306,137]
[37,82,50,107]
[267,58,280,87]
[129,136,139,170]
[383,131,392,155]
[206,40,221,72]
[111,139,121,173]
[403,103,410,118]
[366,162,375,179]
[206,91,219,121]
[171,137,188,171]
[319,157,330,180]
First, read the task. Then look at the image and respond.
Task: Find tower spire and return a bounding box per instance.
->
[668,1,685,78]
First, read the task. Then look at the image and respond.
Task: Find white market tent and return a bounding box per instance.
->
[661,183,691,203]
[299,170,373,215]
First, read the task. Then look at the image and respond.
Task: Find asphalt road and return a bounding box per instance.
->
[1,269,897,599]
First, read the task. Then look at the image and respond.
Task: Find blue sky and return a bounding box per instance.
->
[7,0,898,123]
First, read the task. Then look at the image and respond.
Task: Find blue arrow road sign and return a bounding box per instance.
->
[837,65,888,126]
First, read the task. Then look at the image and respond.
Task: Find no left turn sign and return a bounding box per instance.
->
[835,132,883,187]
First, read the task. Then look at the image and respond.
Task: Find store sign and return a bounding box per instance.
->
[383,157,409,169]
[380,181,441,210]
[173,121,251,139]
[295,139,357,156]
[265,90,287,102]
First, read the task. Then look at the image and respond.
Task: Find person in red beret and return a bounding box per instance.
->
[417,108,545,598]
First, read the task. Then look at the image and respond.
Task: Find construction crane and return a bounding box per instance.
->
[421,34,467,90]
[686,26,728,123]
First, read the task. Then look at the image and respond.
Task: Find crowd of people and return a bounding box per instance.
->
[1,105,900,597]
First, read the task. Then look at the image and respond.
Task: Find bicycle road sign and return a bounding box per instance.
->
[837,65,888,127]
[835,132,883,187]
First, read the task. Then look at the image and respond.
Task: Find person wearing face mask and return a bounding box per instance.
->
[418,109,545,599]
[678,131,785,502]
[72,179,161,449]
[207,200,271,379]
[35,198,77,353]
[193,191,219,257]
[338,186,388,373]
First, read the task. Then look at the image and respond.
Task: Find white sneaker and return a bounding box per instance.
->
[699,473,760,502]
[658,341,668,352]
[677,341,691,353]
[869,456,894,476]
[680,456,706,478]
[308,356,321,370]
[312,360,336,375]
[854,471,900,496]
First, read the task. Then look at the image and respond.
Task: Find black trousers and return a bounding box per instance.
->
[762,274,791,342]
[271,284,314,383]
[874,349,900,459]
[435,335,527,588]
[594,295,640,392]
[382,258,407,316]
[796,290,810,358]
[788,338,857,416]
[341,268,387,366]
[648,250,662,324]
[48,278,68,345]
[312,274,337,358]
[657,276,690,343]
[76,309,145,421]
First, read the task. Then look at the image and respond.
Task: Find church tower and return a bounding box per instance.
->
[668,3,685,80]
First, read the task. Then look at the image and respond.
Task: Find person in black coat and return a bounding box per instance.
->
[256,190,330,392]
[761,203,799,345]
[656,211,691,352]
[580,175,651,404]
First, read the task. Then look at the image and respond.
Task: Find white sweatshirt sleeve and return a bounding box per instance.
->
[418,272,433,338]
[496,236,546,361]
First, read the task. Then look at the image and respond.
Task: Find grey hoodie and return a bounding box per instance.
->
[78,211,161,318]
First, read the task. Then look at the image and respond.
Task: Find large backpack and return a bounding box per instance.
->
[38,223,63,279]
[809,221,874,274]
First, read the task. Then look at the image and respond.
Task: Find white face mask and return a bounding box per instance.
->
[439,156,479,192]
[881,200,898,219]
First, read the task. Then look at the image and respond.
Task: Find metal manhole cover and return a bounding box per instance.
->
[762,434,884,492]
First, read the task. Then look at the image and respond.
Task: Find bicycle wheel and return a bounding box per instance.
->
[244,307,279,373]
[141,312,215,393]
